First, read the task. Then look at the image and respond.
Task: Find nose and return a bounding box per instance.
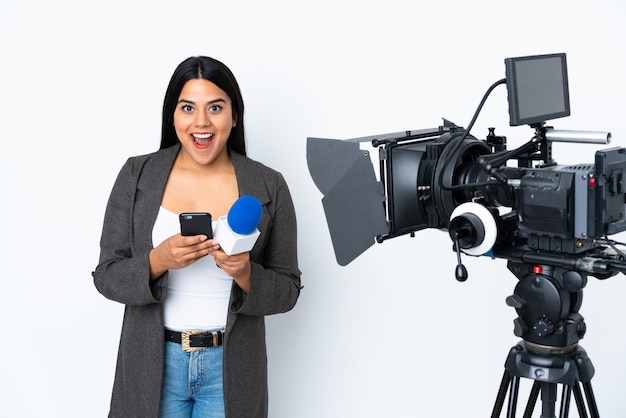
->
[194,110,211,127]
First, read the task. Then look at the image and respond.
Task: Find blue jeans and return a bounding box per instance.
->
[159,341,225,418]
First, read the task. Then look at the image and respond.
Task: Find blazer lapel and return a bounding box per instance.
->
[133,144,180,253]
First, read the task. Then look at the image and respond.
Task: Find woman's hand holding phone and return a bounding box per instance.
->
[148,213,219,280]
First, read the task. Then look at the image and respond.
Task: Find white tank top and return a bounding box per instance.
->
[152,206,232,331]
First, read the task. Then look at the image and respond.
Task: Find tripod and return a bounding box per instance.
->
[491,341,599,418]
[489,260,602,417]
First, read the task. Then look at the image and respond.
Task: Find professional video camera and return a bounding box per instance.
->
[307,53,626,417]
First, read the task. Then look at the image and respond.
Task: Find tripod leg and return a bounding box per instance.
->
[492,370,512,417]
[582,382,600,418]
[572,382,589,418]
[507,375,521,418]
[559,385,572,418]
[522,381,540,418]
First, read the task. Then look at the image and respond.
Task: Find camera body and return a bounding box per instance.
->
[379,125,626,256]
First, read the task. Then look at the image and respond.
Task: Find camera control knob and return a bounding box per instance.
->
[563,270,585,292]
[532,317,555,337]
[577,321,587,338]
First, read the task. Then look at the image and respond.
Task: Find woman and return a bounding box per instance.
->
[93,56,302,418]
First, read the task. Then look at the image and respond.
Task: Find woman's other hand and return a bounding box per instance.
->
[212,248,251,293]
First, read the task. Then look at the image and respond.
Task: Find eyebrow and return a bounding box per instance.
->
[177,98,227,105]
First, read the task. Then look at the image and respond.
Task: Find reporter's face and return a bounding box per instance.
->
[173,78,236,166]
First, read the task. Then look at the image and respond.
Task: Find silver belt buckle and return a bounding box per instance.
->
[181,330,206,353]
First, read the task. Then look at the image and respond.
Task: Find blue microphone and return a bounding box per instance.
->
[228,195,263,234]
[214,195,262,255]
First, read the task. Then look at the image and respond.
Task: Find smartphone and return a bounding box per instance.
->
[179,212,213,238]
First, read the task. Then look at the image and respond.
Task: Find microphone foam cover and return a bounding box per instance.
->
[227,195,262,234]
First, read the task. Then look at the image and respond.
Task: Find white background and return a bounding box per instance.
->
[1,1,625,417]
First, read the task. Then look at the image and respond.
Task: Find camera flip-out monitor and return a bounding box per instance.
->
[506,53,570,126]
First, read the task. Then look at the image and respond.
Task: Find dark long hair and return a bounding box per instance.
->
[160,56,246,155]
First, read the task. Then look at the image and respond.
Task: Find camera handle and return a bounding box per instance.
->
[452,234,469,282]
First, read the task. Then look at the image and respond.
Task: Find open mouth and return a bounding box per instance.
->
[192,133,213,148]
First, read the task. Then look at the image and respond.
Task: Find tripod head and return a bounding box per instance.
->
[504,261,587,350]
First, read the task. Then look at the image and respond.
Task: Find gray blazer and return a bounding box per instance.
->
[93,144,301,417]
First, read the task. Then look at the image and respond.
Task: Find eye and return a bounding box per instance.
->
[208,104,223,113]
[181,104,194,112]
